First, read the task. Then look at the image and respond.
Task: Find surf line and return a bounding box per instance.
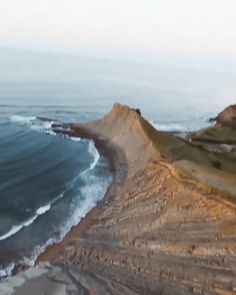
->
[0,140,100,242]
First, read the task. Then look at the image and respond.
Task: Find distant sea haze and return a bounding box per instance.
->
[0,48,235,119]
[0,49,235,277]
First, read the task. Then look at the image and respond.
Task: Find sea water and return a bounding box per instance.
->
[0,49,235,277]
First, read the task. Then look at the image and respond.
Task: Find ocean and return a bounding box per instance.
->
[0,49,235,277]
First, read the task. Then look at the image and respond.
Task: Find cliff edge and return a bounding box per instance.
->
[54,103,236,295]
[3,103,236,295]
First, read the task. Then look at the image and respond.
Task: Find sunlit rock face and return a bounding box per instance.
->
[216,104,236,129]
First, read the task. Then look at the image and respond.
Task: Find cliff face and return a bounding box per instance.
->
[4,104,236,295]
[50,104,236,295]
[84,103,160,173]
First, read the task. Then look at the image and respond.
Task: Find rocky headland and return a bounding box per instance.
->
[1,103,236,295]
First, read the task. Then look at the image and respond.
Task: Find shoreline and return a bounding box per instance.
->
[36,130,127,264]
[3,103,236,295]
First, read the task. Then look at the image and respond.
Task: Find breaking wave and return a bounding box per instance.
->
[0,204,51,242]
[9,114,82,141]
[150,121,188,133]
[0,139,100,243]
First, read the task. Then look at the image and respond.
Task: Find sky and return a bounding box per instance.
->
[0,0,236,62]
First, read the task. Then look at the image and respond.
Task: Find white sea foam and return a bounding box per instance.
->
[19,145,109,269]
[44,129,57,136]
[10,114,82,143]
[10,115,55,133]
[31,120,55,134]
[69,136,81,142]
[23,165,112,268]
[0,204,51,242]
[36,204,51,215]
[0,139,99,244]
[150,121,188,133]
[0,140,99,244]
[10,115,36,124]
[66,140,100,186]
[0,263,15,278]
[0,225,23,241]
[23,215,38,227]
[3,118,105,275]
[42,121,54,129]
[23,237,57,267]
[88,140,100,170]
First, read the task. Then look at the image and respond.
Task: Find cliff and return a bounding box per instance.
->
[3,103,236,295]
[54,103,236,294]
[215,104,236,129]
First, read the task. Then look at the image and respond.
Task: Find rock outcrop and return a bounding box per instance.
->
[52,103,236,295]
[215,104,236,129]
[3,103,236,295]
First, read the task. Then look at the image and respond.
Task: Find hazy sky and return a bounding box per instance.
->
[0,0,236,60]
